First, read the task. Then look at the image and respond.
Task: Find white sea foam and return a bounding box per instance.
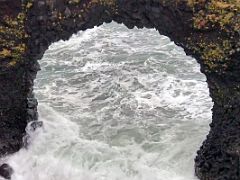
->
[5,22,212,180]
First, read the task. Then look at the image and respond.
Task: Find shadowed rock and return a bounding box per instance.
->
[0,164,13,179]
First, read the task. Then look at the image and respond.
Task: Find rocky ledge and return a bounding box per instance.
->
[0,0,239,179]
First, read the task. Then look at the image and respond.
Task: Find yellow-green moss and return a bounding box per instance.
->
[191,0,240,31]
[184,0,239,73]
[0,1,31,67]
[0,49,11,57]
[26,2,33,9]
[186,34,235,72]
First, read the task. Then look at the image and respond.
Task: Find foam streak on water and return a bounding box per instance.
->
[6,23,212,180]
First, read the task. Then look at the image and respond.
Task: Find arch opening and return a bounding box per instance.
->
[0,0,239,180]
[8,22,212,180]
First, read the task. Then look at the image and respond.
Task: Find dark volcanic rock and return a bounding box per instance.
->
[0,0,239,180]
[0,164,13,179]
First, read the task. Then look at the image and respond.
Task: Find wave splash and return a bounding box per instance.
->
[5,23,212,180]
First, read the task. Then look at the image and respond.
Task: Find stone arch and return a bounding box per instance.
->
[0,0,239,179]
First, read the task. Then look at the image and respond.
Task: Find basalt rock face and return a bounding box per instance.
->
[0,0,239,179]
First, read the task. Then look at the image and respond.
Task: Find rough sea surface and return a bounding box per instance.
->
[5,23,212,180]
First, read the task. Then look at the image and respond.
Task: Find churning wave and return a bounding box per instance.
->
[6,23,212,180]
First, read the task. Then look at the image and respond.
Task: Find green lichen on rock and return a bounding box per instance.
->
[183,0,240,74]
[190,0,240,31]
[0,1,31,67]
[201,41,232,71]
[186,35,237,73]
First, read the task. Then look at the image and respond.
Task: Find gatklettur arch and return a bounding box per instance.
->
[0,0,239,179]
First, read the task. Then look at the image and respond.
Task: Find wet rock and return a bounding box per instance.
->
[0,164,13,179]
[29,121,43,131]
[23,121,43,147]
[27,98,38,108]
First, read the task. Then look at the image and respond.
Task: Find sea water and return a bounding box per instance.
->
[5,23,212,180]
